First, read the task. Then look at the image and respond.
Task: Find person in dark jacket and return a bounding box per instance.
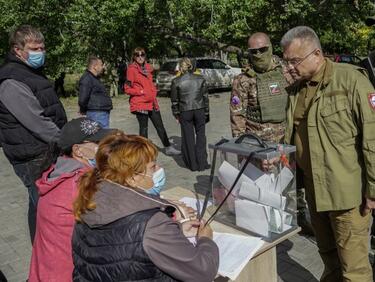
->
[72,134,219,282]
[0,25,67,242]
[171,58,210,171]
[78,55,113,128]
[124,47,180,156]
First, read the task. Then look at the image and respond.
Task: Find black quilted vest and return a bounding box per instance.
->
[72,208,179,282]
[0,53,67,164]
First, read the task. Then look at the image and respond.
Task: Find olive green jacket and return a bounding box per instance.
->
[285,59,375,211]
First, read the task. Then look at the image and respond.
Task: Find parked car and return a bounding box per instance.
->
[156,57,241,95]
[329,54,362,66]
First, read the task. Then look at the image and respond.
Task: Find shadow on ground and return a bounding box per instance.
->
[277,240,318,282]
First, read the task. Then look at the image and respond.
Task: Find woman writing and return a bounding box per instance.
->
[72,133,219,281]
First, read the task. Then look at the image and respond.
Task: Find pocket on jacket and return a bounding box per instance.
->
[320,97,356,145]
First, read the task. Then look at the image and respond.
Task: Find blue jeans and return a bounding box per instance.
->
[86,110,110,128]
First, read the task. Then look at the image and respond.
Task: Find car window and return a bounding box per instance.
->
[160,62,177,71]
[211,60,227,69]
[196,59,212,69]
[340,56,351,63]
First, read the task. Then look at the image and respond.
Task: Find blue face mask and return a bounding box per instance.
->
[146,168,166,195]
[87,158,96,167]
[27,51,45,69]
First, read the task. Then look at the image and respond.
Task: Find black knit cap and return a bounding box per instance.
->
[58,117,113,150]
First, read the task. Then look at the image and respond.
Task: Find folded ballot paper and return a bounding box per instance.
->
[216,160,294,236]
[218,160,294,196]
[238,181,286,210]
[213,232,264,280]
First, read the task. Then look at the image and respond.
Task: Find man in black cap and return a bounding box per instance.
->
[29,117,115,282]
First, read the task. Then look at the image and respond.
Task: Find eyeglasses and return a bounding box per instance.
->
[283,49,317,68]
[248,46,269,55]
[134,52,146,58]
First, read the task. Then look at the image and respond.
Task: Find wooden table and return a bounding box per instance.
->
[162,187,300,282]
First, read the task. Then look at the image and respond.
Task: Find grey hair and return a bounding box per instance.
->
[9,25,44,52]
[280,26,321,51]
[178,57,193,74]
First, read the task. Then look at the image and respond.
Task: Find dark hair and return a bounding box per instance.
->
[132,47,146,62]
[87,55,102,69]
[9,25,44,53]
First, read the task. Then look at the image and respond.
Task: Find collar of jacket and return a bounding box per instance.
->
[4,52,45,75]
[320,58,334,89]
[86,69,100,79]
[131,62,150,76]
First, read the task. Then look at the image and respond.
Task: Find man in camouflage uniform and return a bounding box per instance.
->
[230,32,313,235]
[230,32,287,142]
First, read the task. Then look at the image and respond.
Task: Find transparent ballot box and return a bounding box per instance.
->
[208,134,297,241]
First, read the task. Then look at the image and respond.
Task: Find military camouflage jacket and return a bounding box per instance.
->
[229,57,287,143]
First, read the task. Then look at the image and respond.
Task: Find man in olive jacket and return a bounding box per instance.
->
[282,26,375,282]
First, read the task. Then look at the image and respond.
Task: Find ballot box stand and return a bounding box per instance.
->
[208,134,298,242]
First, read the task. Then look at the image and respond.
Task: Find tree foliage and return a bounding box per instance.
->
[0,0,374,76]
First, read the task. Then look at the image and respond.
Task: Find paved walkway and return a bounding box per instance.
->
[0,91,332,281]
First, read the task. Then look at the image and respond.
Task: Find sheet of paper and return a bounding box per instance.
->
[239,182,286,210]
[254,173,273,193]
[241,159,265,181]
[235,199,270,237]
[213,232,264,280]
[178,197,212,214]
[217,161,254,196]
[279,166,294,193]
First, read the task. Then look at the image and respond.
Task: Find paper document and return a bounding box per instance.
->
[179,197,212,214]
[239,181,286,209]
[217,161,254,195]
[213,232,264,280]
[277,166,294,193]
[235,199,270,237]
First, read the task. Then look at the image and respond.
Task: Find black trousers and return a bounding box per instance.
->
[135,110,170,147]
[180,109,208,171]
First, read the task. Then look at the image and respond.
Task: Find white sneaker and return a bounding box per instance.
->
[165,146,181,156]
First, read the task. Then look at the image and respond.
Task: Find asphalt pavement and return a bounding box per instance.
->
[0,91,330,281]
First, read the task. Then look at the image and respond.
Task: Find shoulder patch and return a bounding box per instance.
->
[368,93,375,110]
[231,95,241,105]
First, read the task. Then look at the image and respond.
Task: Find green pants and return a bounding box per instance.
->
[305,177,372,282]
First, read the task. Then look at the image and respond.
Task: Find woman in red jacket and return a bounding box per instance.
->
[125,47,180,156]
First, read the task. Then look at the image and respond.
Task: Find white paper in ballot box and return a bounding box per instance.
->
[239,181,286,210]
[217,161,254,196]
[235,199,269,237]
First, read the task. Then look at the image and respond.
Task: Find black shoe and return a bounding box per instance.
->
[198,164,211,171]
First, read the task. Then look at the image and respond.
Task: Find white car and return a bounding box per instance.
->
[156,57,241,95]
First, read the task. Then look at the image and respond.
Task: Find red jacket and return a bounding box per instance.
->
[124,62,159,112]
[28,158,90,282]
